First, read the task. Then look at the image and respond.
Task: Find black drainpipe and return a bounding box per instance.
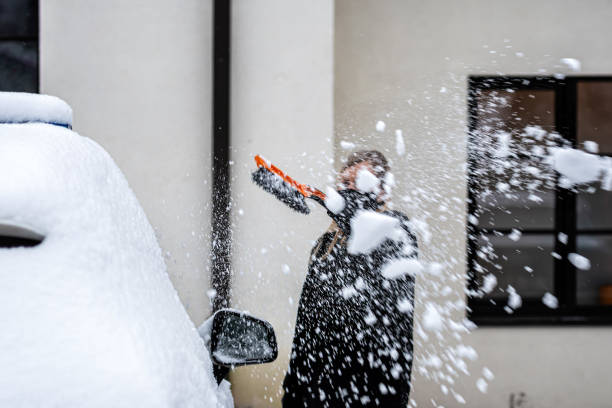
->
[211,0,231,313]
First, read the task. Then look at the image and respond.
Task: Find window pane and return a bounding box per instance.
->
[475,89,555,133]
[576,235,612,306]
[577,81,612,154]
[473,233,555,302]
[477,190,555,230]
[577,189,612,230]
[0,0,37,38]
[0,41,37,92]
[471,89,557,230]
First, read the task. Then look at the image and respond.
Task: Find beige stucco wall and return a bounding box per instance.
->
[229,1,334,406]
[335,0,612,407]
[40,0,214,325]
[38,0,612,406]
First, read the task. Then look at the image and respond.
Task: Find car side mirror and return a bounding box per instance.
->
[210,309,278,367]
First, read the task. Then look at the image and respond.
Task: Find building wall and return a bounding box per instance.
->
[335,0,612,407]
[40,2,334,405]
[38,0,612,406]
[40,0,214,325]
[228,1,334,406]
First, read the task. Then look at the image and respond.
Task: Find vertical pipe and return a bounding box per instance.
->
[211,0,231,312]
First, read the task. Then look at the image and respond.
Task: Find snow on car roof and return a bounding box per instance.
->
[0,123,230,407]
[0,92,72,127]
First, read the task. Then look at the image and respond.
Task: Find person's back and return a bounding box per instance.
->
[283,151,417,407]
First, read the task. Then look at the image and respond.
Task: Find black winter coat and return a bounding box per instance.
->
[282,209,417,407]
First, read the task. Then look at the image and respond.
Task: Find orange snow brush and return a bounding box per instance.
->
[251,155,326,214]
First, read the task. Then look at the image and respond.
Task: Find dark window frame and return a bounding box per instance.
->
[467,75,612,326]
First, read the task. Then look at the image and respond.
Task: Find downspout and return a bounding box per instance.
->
[211,0,231,313]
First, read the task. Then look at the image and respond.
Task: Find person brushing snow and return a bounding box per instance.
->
[283,150,418,407]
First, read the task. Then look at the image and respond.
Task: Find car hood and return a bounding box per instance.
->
[0,123,231,407]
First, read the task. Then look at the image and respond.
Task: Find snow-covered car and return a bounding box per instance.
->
[0,93,277,407]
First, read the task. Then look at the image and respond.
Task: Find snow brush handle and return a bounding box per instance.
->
[254,155,326,201]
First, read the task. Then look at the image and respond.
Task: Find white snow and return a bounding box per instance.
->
[506,285,522,309]
[476,378,488,393]
[395,129,406,156]
[347,211,401,255]
[481,274,498,294]
[568,253,591,270]
[324,187,346,214]
[423,355,443,368]
[0,123,231,407]
[340,140,356,150]
[494,131,511,158]
[355,168,380,194]
[528,194,543,203]
[382,172,395,199]
[508,229,522,242]
[603,163,612,191]
[560,57,581,72]
[496,182,510,193]
[542,292,559,309]
[384,172,395,189]
[375,120,386,132]
[364,310,377,325]
[557,232,568,244]
[198,314,215,350]
[281,264,291,275]
[341,285,358,299]
[422,303,443,332]
[453,391,466,404]
[354,276,366,290]
[381,258,423,280]
[549,147,609,187]
[524,125,547,140]
[397,298,413,314]
[455,345,478,361]
[482,367,494,381]
[216,381,234,408]
[426,262,443,276]
[408,218,431,244]
[390,363,403,379]
[584,141,599,154]
[0,92,72,126]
